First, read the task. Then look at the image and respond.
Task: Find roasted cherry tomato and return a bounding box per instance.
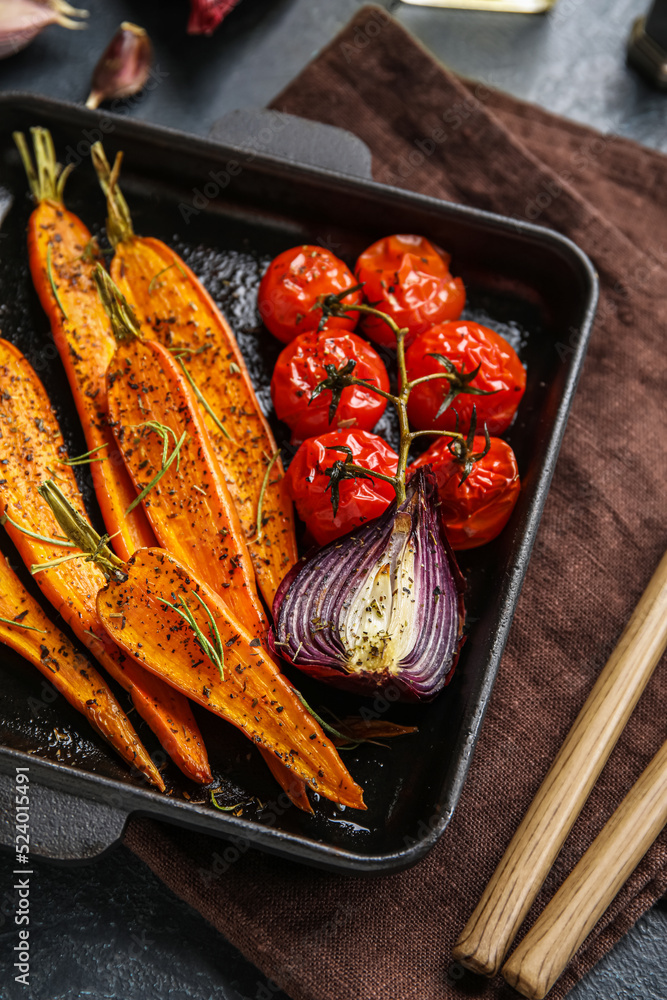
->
[411,435,520,549]
[258,245,362,344]
[406,320,526,436]
[271,329,390,444]
[286,429,398,546]
[354,234,465,348]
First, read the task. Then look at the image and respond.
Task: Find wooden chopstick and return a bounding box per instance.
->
[451,548,667,978]
[502,736,667,998]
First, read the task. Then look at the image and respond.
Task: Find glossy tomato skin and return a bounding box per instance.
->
[411,436,520,549]
[258,245,363,344]
[406,320,526,435]
[271,329,390,444]
[355,234,465,348]
[286,429,398,546]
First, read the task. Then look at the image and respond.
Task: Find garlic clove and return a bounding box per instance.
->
[85,22,152,111]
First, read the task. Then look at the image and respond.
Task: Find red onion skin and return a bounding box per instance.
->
[188,0,240,35]
[270,558,465,701]
[270,467,466,702]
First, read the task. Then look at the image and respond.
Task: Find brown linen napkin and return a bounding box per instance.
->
[125,7,667,999]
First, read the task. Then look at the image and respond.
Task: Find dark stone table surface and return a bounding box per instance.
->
[0,1,665,998]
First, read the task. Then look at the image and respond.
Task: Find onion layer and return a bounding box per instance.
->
[271,467,465,701]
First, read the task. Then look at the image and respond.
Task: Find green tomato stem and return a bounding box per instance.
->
[408,371,457,388]
[317,297,468,507]
[344,462,398,489]
[409,428,466,443]
[347,378,399,406]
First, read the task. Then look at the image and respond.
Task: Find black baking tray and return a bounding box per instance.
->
[0,94,597,873]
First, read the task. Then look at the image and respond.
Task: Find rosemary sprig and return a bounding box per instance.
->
[31,552,90,575]
[176,358,232,442]
[0,615,46,634]
[31,526,121,576]
[46,244,68,320]
[167,344,209,359]
[190,590,225,674]
[148,259,187,295]
[133,421,178,467]
[125,424,187,515]
[210,790,248,812]
[60,442,109,467]
[1,512,75,548]
[156,590,225,679]
[294,690,356,744]
[249,451,282,544]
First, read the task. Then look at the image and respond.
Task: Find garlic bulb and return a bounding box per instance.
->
[0,0,87,60]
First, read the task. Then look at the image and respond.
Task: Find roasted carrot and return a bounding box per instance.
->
[0,337,211,786]
[99,549,364,808]
[96,274,319,808]
[41,482,365,810]
[91,143,298,607]
[96,268,267,637]
[13,128,155,563]
[258,747,314,814]
[0,549,161,782]
[103,351,314,806]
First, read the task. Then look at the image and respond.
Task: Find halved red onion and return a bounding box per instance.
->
[270,467,465,701]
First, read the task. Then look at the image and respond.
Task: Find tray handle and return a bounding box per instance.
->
[0,769,126,862]
[208,109,373,180]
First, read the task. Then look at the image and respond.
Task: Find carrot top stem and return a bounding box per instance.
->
[93,265,141,342]
[90,142,134,246]
[13,128,73,205]
[37,480,126,581]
